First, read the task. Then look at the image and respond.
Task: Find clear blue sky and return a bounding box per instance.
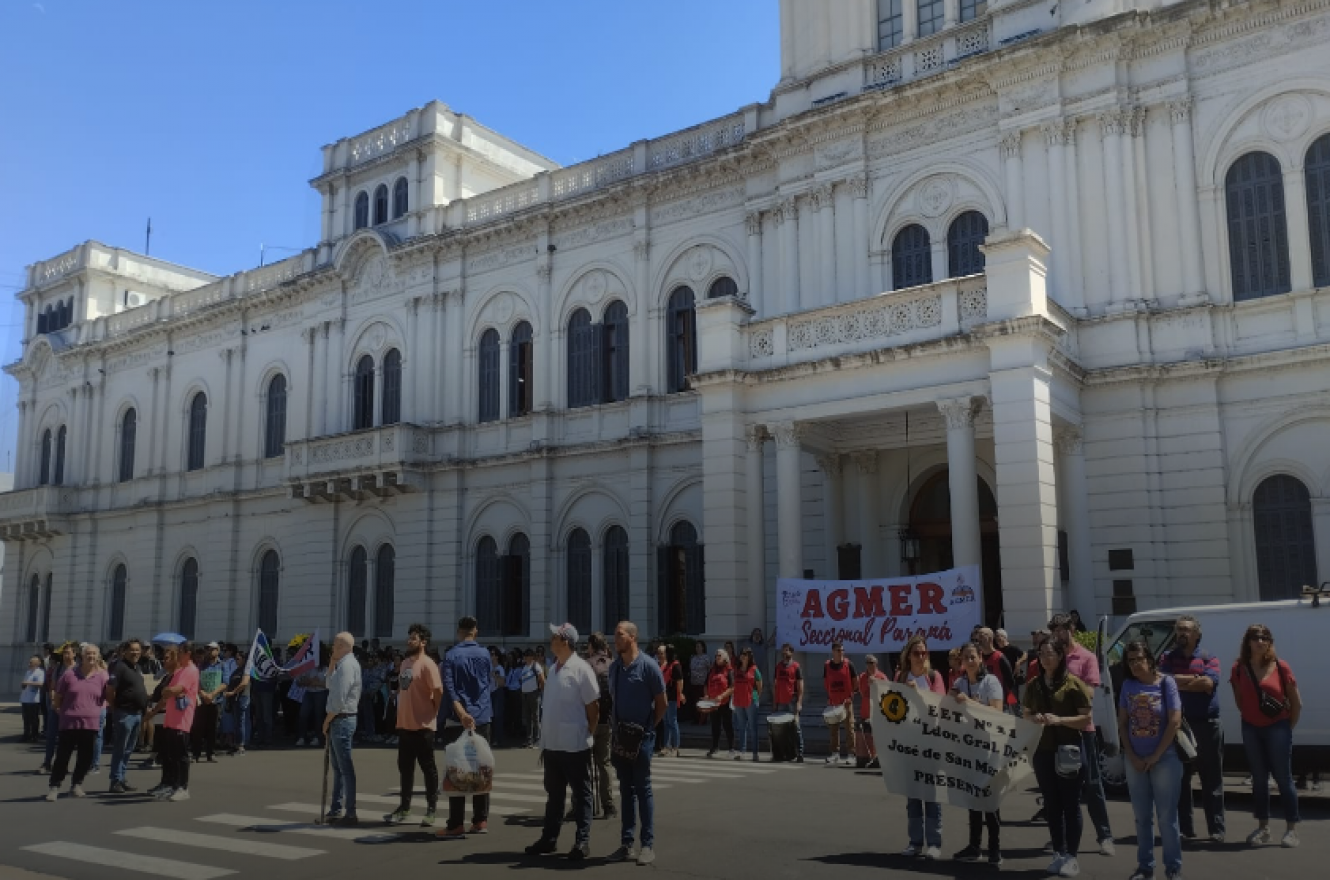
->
[0,0,780,474]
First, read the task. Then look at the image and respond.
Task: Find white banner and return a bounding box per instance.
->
[775,566,982,655]
[870,678,1040,812]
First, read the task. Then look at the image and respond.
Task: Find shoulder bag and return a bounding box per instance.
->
[610,661,649,761]
[1245,661,1290,719]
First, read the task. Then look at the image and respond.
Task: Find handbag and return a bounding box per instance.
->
[1245,662,1290,719]
[1174,716,1198,761]
[1055,743,1083,778]
[610,661,651,761]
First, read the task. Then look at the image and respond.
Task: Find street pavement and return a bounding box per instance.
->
[0,706,1324,880]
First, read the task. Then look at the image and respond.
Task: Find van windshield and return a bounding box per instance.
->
[1106,618,1180,698]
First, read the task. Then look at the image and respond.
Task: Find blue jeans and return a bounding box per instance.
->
[1179,716,1226,838]
[491,691,505,747]
[357,696,376,740]
[109,710,142,785]
[613,731,655,848]
[1242,719,1300,824]
[1125,747,1183,875]
[663,702,680,750]
[299,690,328,743]
[92,708,106,770]
[734,704,758,758]
[328,715,358,817]
[1080,730,1113,842]
[907,798,943,848]
[234,693,250,748]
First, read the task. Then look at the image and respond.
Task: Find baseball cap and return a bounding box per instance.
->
[206,641,220,649]
[549,622,580,646]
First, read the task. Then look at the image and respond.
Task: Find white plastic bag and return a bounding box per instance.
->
[443,729,495,794]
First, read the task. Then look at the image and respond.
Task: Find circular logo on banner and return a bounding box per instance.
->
[880,692,909,724]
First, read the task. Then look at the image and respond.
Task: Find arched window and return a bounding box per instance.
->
[567,309,598,409]
[917,0,944,37]
[893,224,933,289]
[478,330,501,423]
[959,0,987,23]
[1226,151,1291,301]
[603,301,629,404]
[61,299,72,328]
[187,392,207,471]
[393,176,409,220]
[39,429,51,486]
[382,349,402,425]
[659,521,705,635]
[258,550,280,634]
[603,526,630,633]
[37,308,48,335]
[475,536,501,634]
[265,375,287,459]
[509,321,534,418]
[1306,133,1330,288]
[347,546,368,636]
[947,211,989,277]
[109,564,127,642]
[25,574,40,642]
[119,408,137,482]
[707,276,738,299]
[1253,475,1319,601]
[41,574,53,642]
[53,426,66,485]
[179,559,199,638]
[666,287,697,394]
[878,0,903,50]
[373,184,389,226]
[566,529,592,634]
[374,544,395,639]
[353,355,375,430]
[354,192,369,230]
[503,533,531,637]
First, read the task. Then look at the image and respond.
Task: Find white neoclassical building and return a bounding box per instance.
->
[4,0,1330,677]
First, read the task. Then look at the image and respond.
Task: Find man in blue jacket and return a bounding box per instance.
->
[438,616,493,839]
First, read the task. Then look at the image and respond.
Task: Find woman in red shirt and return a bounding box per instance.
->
[1229,623,1302,848]
[704,649,735,758]
[856,655,889,768]
[657,645,684,758]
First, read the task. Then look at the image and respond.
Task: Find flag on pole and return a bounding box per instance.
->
[283,630,321,678]
[243,629,281,681]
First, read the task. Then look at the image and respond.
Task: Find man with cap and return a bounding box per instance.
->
[526,623,601,861]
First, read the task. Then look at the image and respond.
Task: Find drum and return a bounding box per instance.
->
[696,699,719,716]
[767,713,799,763]
[823,705,847,725]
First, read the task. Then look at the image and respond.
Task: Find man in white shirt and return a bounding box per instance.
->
[525,623,600,862]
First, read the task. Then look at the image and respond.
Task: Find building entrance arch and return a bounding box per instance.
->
[908,469,1003,628]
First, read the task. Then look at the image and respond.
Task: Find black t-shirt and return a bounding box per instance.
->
[108,659,149,713]
[1000,644,1023,677]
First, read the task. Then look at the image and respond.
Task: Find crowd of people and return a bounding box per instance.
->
[15,610,1311,874]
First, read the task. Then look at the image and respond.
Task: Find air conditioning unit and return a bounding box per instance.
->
[124,290,149,308]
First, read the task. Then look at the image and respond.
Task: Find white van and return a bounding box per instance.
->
[1093,592,1328,790]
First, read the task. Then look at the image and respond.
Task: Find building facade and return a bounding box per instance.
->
[3,0,1330,676]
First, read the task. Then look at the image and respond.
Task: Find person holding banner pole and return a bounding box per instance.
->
[951,642,1005,866]
[894,635,946,859]
[1023,638,1094,878]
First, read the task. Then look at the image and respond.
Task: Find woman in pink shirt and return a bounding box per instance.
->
[45,644,109,801]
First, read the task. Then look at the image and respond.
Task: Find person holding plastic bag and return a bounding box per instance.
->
[438,616,494,839]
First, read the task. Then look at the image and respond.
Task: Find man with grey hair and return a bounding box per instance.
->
[323,632,362,825]
[1159,614,1225,842]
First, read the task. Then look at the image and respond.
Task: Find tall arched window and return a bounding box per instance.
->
[566,529,592,634]
[258,550,280,634]
[53,426,66,485]
[373,184,389,225]
[893,224,933,289]
[179,559,199,638]
[603,526,630,633]
[353,355,375,430]
[510,321,534,417]
[1226,151,1291,301]
[478,330,501,423]
[347,546,368,636]
[38,306,48,335]
[1253,474,1319,601]
[603,301,629,404]
[707,276,738,299]
[374,544,395,639]
[109,564,127,642]
[666,287,697,394]
[947,211,989,277]
[119,409,136,482]
[658,521,705,635]
[41,574,53,642]
[39,429,52,486]
[393,176,409,219]
[475,536,500,634]
[26,574,40,642]
[1306,133,1330,288]
[382,349,402,425]
[265,375,287,459]
[354,192,369,230]
[567,309,598,409]
[959,0,987,23]
[503,533,531,637]
[187,393,207,472]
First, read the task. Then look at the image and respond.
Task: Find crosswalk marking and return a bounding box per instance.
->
[194,814,409,843]
[115,827,326,861]
[492,778,673,792]
[21,842,235,880]
[266,802,530,818]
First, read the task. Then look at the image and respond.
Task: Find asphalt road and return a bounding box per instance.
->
[0,707,1323,880]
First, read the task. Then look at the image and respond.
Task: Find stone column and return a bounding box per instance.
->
[817,452,844,579]
[746,427,769,631]
[498,339,510,419]
[850,174,870,299]
[938,397,982,571]
[15,400,29,485]
[1169,99,1206,298]
[814,184,837,307]
[331,318,347,431]
[777,198,801,313]
[1062,120,1086,311]
[406,153,421,237]
[1001,132,1025,231]
[320,186,333,243]
[633,237,651,395]
[536,259,553,411]
[944,0,959,28]
[773,422,805,579]
[745,212,764,315]
[338,185,350,238]
[1124,106,1151,300]
[853,451,880,577]
[1057,426,1096,618]
[1284,166,1315,293]
[448,289,465,424]
[1042,122,1075,310]
[903,0,919,44]
[701,389,749,636]
[1099,110,1132,307]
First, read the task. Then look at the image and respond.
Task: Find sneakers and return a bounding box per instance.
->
[566,843,589,861]
[168,788,190,801]
[420,808,437,828]
[988,850,1003,866]
[1281,829,1300,848]
[1058,856,1081,877]
[44,787,58,802]
[841,756,855,767]
[953,845,983,862]
[1031,807,1047,823]
[37,764,49,776]
[706,750,715,759]
[525,838,559,855]
[1047,854,1068,874]
[602,804,618,820]
[900,845,922,857]
[1211,832,1225,844]
[295,738,307,747]
[607,845,634,863]
[384,808,411,825]
[70,784,86,798]
[867,757,881,769]
[153,787,176,801]
[923,846,941,860]
[1246,827,1270,846]
[1098,838,1117,856]
[1165,872,1182,880]
[637,846,655,865]
[825,755,837,765]
[436,825,466,840]
[732,752,742,761]
[1128,870,1154,880]
[468,821,488,835]
[795,755,804,763]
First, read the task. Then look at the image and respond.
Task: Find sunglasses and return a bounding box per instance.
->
[1248,634,1272,643]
